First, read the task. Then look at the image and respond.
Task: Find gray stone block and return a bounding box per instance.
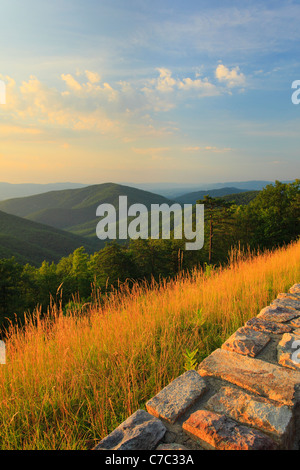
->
[183,410,277,450]
[289,284,300,294]
[206,386,294,448]
[257,306,298,322]
[198,348,300,406]
[271,298,300,312]
[245,317,292,334]
[94,409,166,450]
[222,326,270,357]
[146,370,207,424]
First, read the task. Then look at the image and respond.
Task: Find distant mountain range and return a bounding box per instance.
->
[0,180,291,201]
[0,183,172,240]
[0,210,100,266]
[122,180,292,198]
[173,187,251,204]
[0,182,87,201]
[0,180,290,265]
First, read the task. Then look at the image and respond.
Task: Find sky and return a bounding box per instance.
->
[0,0,300,185]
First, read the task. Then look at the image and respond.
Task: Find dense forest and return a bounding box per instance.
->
[0,180,299,327]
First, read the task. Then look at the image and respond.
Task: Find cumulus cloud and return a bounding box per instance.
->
[178,77,219,96]
[155,68,177,93]
[141,68,221,112]
[9,74,120,136]
[0,66,247,144]
[146,68,218,96]
[61,73,82,91]
[215,64,246,88]
[85,70,101,84]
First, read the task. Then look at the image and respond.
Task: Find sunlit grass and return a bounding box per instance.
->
[0,241,299,449]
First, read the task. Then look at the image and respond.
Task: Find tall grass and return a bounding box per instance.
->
[0,241,299,449]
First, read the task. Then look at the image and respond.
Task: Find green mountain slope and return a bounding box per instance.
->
[0,183,173,239]
[0,210,100,265]
[174,187,252,204]
[220,190,260,205]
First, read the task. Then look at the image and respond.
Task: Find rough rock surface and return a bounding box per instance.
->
[221,326,270,357]
[271,298,300,312]
[290,284,300,294]
[278,292,300,301]
[290,317,300,329]
[245,317,292,334]
[257,306,298,323]
[93,409,166,450]
[198,348,300,406]
[146,370,207,424]
[205,386,294,448]
[183,410,277,450]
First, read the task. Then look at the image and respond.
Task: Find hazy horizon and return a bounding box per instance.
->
[1,1,300,184]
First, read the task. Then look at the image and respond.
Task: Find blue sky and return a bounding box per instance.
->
[0,0,299,184]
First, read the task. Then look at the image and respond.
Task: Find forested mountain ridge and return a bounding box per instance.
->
[0,209,99,265]
[0,183,173,239]
[174,187,252,204]
[220,190,260,205]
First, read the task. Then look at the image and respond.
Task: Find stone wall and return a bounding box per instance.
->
[94,283,300,451]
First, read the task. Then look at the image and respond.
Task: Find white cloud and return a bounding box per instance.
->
[85,70,101,84]
[0,65,247,146]
[61,73,82,91]
[178,77,219,96]
[215,64,246,88]
[155,68,177,93]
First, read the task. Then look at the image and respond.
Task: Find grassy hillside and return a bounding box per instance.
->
[0,210,100,265]
[174,186,252,204]
[0,240,299,449]
[0,183,173,239]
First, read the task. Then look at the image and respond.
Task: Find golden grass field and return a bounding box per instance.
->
[0,240,299,449]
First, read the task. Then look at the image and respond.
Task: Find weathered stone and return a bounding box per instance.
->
[146,370,207,424]
[182,410,277,450]
[278,292,300,301]
[93,409,166,450]
[198,348,300,407]
[221,326,270,357]
[290,317,300,329]
[156,443,189,450]
[205,386,294,448]
[277,333,300,371]
[257,306,298,323]
[271,298,300,312]
[290,284,300,294]
[245,317,292,334]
